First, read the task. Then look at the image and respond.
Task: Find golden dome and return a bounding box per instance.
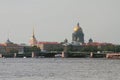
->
[73,23,81,32]
[74,26,80,32]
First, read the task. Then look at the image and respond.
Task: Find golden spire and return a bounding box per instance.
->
[32,26,35,37]
[29,26,37,46]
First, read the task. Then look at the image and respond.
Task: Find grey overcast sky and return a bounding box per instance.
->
[0,0,120,44]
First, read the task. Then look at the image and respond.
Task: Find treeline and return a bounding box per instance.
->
[23,46,41,54]
[5,45,120,54]
[66,45,120,52]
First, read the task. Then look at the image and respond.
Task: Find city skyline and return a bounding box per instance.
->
[0,0,120,44]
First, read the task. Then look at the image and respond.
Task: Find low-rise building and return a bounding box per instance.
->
[2,39,24,54]
[0,44,6,54]
[38,42,63,51]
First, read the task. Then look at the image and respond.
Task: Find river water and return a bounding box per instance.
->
[0,58,120,80]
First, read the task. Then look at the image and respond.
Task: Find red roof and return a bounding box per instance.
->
[38,42,60,45]
[85,42,113,46]
[0,44,5,47]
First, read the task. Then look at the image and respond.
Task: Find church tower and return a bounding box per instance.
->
[72,23,84,44]
[29,27,37,46]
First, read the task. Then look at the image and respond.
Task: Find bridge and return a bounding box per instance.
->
[37,51,107,58]
[0,51,107,58]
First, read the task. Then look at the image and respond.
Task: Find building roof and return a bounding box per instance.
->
[84,42,113,46]
[0,44,5,47]
[38,42,60,45]
[6,38,13,44]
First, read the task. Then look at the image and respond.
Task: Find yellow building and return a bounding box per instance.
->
[2,39,23,53]
[29,28,63,51]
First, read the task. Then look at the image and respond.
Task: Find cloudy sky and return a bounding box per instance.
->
[0,0,120,44]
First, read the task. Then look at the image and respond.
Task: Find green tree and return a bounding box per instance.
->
[10,49,18,53]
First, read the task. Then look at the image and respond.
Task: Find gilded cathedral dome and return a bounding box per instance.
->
[74,26,80,32]
[73,23,81,32]
[72,22,84,44]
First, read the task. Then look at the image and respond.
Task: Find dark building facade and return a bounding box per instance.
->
[72,23,84,44]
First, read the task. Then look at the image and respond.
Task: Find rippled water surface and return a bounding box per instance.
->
[0,58,120,80]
